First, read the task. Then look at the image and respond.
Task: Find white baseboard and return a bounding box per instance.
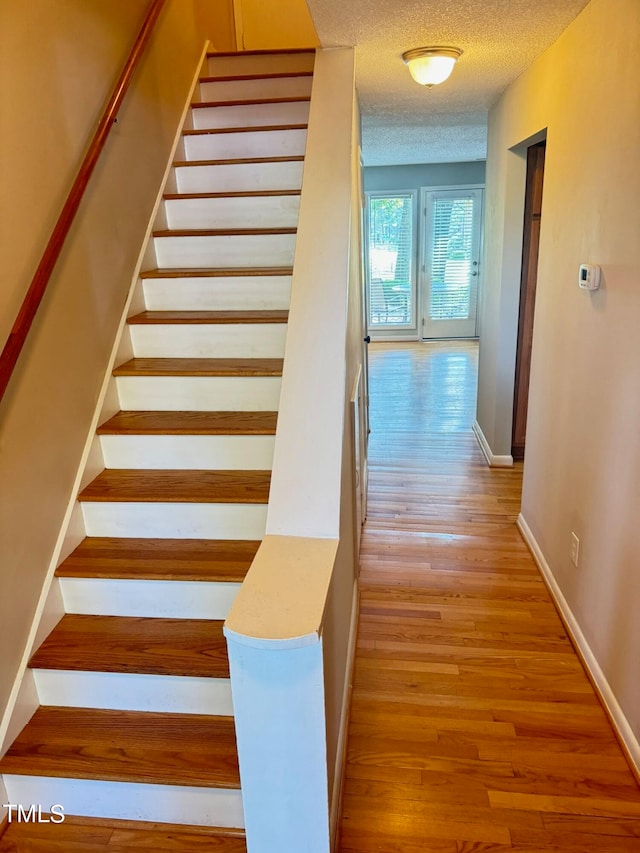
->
[517,513,640,778]
[330,580,359,850]
[472,420,513,467]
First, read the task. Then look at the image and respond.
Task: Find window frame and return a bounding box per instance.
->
[364,189,419,336]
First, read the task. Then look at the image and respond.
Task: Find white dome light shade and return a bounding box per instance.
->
[402,47,463,87]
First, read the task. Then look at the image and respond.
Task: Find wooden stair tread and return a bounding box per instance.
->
[139,266,293,278]
[79,469,271,504]
[55,537,260,581]
[97,410,278,436]
[200,71,314,82]
[182,123,307,136]
[29,614,229,678]
[192,96,310,108]
[153,227,297,237]
[0,816,247,852]
[113,357,284,377]
[163,189,301,199]
[127,310,288,325]
[207,48,315,58]
[173,155,304,167]
[0,707,240,788]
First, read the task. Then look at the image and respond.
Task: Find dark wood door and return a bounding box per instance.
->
[512,140,546,460]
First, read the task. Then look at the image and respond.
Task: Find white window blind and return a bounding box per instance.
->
[429,198,474,320]
[367,195,413,327]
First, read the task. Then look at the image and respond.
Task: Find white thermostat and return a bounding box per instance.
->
[579,263,601,291]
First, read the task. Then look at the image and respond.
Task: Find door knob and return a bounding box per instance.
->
[364,335,371,343]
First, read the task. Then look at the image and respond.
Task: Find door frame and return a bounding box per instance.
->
[357,149,369,525]
[419,185,485,339]
[512,139,546,459]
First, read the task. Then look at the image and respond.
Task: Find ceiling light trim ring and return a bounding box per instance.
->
[402,46,463,63]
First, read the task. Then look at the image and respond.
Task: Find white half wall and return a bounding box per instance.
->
[266,48,356,540]
[224,46,362,853]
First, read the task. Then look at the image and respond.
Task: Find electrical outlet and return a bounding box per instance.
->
[570,532,580,567]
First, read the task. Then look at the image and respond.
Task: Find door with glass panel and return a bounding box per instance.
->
[366,192,416,333]
[421,188,483,338]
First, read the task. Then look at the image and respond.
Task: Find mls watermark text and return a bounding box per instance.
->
[3,803,65,823]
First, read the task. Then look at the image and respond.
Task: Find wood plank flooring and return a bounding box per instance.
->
[97,411,278,436]
[29,615,229,677]
[55,537,259,581]
[138,266,293,278]
[127,310,289,324]
[338,341,640,852]
[1,708,239,787]
[0,818,247,853]
[78,469,271,503]
[113,357,283,377]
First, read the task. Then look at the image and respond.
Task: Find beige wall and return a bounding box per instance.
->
[235,0,319,50]
[194,0,235,51]
[0,0,225,727]
[324,89,363,813]
[0,0,147,345]
[478,0,640,737]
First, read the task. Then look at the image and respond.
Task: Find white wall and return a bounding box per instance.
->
[324,87,364,825]
[478,0,640,747]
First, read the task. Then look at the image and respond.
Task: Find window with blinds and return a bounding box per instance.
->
[429,197,475,320]
[367,194,414,327]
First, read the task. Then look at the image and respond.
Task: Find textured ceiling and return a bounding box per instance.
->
[306,0,590,165]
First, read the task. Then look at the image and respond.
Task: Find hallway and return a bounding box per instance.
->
[338,341,640,852]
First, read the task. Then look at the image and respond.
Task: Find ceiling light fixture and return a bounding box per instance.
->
[402,46,463,88]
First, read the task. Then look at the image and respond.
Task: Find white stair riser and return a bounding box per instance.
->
[100,435,275,471]
[129,323,287,359]
[164,195,300,230]
[207,53,314,77]
[192,100,309,130]
[174,161,304,194]
[154,233,296,269]
[33,670,234,716]
[115,376,282,412]
[183,128,307,161]
[60,577,241,619]
[81,501,268,540]
[142,275,292,312]
[3,776,244,828]
[199,76,312,102]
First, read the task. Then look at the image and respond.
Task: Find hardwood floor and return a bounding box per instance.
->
[1,708,239,788]
[3,340,639,851]
[338,341,640,852]
[0,817,247,852]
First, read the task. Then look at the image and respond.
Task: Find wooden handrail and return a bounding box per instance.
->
[0,0,166,403]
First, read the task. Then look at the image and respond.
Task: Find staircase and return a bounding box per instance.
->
[0,48,315,847]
